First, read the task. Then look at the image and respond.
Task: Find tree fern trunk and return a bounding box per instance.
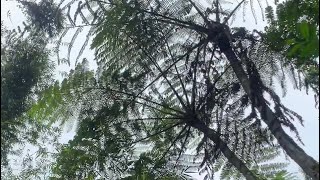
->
[191,121,258,180]
[222,47,319,179]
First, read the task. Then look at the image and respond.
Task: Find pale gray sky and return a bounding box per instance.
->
[1,0,318,179]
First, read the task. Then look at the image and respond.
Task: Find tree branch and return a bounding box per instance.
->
[126,39,207,109]
[104,87,185,115]
[174,126,191,168]
[130,122,182,145]
[191,45,203,113]
[165,41,191,108]
[223,0,246,25]
[187,0,211,26]
[157,125,188,165]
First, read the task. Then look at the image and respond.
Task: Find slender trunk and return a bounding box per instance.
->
[191,121,258,180]
[222,47,319,179]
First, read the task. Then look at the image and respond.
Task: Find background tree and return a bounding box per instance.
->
[1,23,54,166]
[264,0,319,101]
[1,3,65,176]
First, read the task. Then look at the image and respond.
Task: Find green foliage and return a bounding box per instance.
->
[28,59,95,124]
[1,124,62,180]
[120,153,180,180]
[265,0,319,95]
[271,170,299,180]
[1,33,52,121]
[1,24,54,166]
[214,144,296,180]
[18,0,66,38]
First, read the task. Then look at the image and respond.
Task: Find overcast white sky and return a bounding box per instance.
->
[1,0,319,179]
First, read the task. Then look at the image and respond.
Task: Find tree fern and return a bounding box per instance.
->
[20,0,319,178]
